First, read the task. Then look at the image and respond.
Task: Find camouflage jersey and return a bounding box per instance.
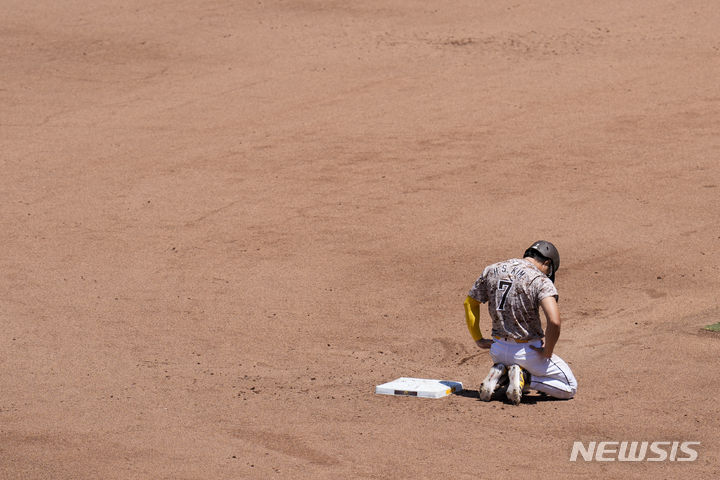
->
[468,258,558,341]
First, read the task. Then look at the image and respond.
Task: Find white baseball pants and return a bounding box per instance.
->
[490,338,577,399]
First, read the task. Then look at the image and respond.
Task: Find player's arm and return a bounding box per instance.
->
[536,295,560,358]
[464,296,493,349]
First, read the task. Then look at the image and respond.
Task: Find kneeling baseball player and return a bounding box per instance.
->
[464,241,577,404]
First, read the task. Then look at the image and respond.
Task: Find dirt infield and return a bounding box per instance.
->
[2,1,719,478]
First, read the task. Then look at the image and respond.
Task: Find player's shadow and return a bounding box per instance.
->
[456,389,568,405]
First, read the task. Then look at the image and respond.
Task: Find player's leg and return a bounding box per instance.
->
[526,354,577,399]
[519,341,577,399]
[489,339,530,404]
[478,339,513,401]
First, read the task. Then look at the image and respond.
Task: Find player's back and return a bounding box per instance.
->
[480,258,554,340]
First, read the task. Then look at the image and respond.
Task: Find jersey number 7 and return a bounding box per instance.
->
[497,280,513,311]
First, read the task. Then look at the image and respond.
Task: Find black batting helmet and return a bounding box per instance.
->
[524,240,560,282]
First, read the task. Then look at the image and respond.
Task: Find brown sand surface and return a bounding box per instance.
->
[2,1,719,478]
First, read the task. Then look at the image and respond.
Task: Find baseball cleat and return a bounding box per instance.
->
[506,364,529,405]
[479,363,507,401]
[494,374,510,397]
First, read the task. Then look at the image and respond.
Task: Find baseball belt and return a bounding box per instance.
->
[493,335,530,343]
